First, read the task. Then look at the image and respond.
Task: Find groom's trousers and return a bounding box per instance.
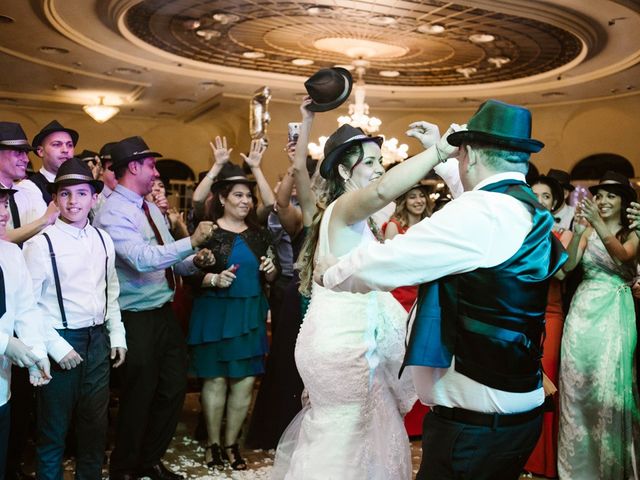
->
[416,405,542,480]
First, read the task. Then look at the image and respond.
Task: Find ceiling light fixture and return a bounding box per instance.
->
[83,96,119,124]
[487,57,510,68]
[196,29,221,40]
[242,51,265,59]
[369,16,396,26]
[183,19,201,30]
[418,24,445,34]
[456,67,477,78]
[292,58,314,66]
[307,6,333,16]
[469,33,495,43]
[213,13,240,24]
[379,70,400,77]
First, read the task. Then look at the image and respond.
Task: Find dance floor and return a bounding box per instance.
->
[27,391,545,479]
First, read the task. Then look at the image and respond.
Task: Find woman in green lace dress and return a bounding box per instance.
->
[558,171,640,479]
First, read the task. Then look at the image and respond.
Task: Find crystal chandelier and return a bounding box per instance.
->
[83,96,120,123]
[309,63,408,166]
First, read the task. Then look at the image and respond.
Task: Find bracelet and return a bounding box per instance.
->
[435,144,448,164]
[209,273,218,288]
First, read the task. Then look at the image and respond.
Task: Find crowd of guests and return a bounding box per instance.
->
[0,88,639,480]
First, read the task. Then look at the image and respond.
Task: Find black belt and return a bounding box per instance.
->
[432,404,544,429]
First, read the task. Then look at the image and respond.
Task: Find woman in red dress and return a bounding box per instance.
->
[525,174,572,478]
[383,184,432,437]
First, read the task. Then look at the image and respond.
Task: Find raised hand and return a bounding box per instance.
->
[406,121,441,149]
[42,201,60,226]
[191,221,216,248]
[436,123,465,159]
[285,141,297,164]
[627,201,640,230]
[194,247,216,268]
[240,139,267,169]
[210,136,232,165]
[300,95,315,122]
[577,197,601,227]
[152,192,169,215]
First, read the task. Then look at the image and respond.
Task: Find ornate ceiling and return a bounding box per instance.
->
[125,0,583,87]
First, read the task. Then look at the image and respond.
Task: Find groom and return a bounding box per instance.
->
[316,100,567,479]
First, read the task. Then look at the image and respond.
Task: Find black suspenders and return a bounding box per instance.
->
[42,227,109,329]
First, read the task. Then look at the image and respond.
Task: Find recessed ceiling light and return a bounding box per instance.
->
[417,24,445,34]
[487,57,510,68]
[307,6,333,16]
[369,16,396,26]
[114,67,142,75]
[469,34,495,43]
[39,46,69,54]
[212,13,240,24]
[292,58,314,66]
[0,15,15,24]
[196,29,221,40]
[242,51,265,59]
[456,67,477,78]
[379,70,400,77]
[183,19,201,30]
[53,84,78,90]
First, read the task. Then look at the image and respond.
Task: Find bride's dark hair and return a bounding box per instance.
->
[297,142,364,295]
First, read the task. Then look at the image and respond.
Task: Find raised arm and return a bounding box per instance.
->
[292,97,317,226]
[336,123,461,226]
[581,197,638,262]
[276,142,304,237]
[240,139,275,220]
[561,219,589,273]
[192,136,232,218]
[6,202,59,244]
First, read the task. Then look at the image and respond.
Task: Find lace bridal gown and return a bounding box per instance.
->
[272,202,416,480]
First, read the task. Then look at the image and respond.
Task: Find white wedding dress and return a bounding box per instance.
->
[272,202,416,480]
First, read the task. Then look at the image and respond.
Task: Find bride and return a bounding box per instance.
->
[272,121,459,480]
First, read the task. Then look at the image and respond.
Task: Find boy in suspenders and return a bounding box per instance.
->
[22,158,127,480]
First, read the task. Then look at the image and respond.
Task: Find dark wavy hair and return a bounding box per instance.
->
[209,181,261,230]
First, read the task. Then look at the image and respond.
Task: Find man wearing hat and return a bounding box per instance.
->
[20,120,78,205]
[0,185,52,476]
[92,142,118,215]
[318,99,567,479]
[94,136,215,480]
[547,168,576,231]
[22,158,126,479]
[0,122,59,247]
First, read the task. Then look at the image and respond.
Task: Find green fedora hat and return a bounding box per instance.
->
[448,99,544,154]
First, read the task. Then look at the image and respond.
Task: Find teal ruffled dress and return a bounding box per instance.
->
[187,236,269,378]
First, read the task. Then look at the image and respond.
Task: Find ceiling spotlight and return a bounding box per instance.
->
[83,96,119,124]
[307,6,333,16]
[212,13,240,24]
[196,29,221,40]
[469,34,495,43]
[487,57,510,68]
[456,67,477,78]
[242,51,265,59]
[292,58,314,66]
[417,24,445,34]
[379,70,400,77]
[183,19,201,30]
[369,16,396,26]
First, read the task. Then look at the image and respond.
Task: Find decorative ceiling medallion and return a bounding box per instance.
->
[125,0,583,87]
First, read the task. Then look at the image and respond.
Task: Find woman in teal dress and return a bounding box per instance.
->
[558,171,640,479]
[187,162,279,471]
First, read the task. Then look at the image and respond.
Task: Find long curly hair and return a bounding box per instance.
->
[297,142,364,295]
[390,186,432,230]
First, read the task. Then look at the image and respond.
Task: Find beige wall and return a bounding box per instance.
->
[2,92,639,186]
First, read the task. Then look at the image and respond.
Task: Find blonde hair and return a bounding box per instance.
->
[391,186,432,230]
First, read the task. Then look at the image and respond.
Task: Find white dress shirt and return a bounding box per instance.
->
[323,171,545,413]
[23,219,126,360]
[0,239,50,406]
[1,180,47,230]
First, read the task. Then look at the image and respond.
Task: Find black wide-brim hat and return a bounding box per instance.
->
[320,124,383,179]
[47,157,104,194]
[99,141,117,162]
[77,149,99,163]
[0,121,34,151]
[448,99,544,154]
[547,168,575,191]
[109,136,162,170]
[588,170,637,203]
[530,174,565,208]
[210,162,256,192]
[304,67,353,113]
[32,120,79,149]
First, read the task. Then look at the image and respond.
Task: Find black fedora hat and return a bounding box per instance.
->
[210,163,256,192]
[99,142,117,162]
[109,136,162,170]
[588,170,637,203]
[0,122,34,151]
[448,99,544,154]
[32,120,79,149]
[547,168,575,192]
[320,124,383,179]
[530,174,565,209]
[47,157,103,194]
[304,67,353,113]
[77,149,99,163]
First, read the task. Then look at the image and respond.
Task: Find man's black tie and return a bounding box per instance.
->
[8,192,20,228]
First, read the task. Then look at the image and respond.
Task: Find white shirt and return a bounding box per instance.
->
[553,203,575,232]
[323,171,545,413]
[22,219,126,360]
[0,240,49,406]
[1,181,47,230]
[18,168,56,197]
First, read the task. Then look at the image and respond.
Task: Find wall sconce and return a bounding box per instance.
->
[83,96,120,123]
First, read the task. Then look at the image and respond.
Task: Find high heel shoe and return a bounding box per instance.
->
[205,443,228,468]
[224,443,247,470]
